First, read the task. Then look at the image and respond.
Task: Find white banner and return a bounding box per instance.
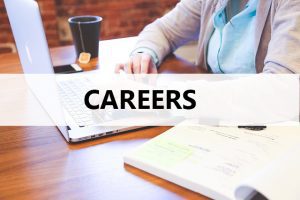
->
[0,74,299,126]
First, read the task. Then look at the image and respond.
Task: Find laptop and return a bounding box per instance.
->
[4,0,142,142]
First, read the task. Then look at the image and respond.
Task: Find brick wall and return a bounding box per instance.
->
[0,0,178,53]
[38,0,61,47]
[0,0,60,52]
[0,0,16,53]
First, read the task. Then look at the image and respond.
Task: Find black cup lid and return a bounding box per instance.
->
[68,16,102,24]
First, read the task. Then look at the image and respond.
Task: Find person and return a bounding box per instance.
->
[115,0,300,74]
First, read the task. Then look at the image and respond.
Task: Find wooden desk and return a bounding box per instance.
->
[0,37,208,200]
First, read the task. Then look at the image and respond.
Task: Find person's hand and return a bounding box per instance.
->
[115,53,157,74]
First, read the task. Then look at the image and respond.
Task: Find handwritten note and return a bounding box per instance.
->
[134,138,194,168]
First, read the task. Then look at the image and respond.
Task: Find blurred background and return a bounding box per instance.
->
[0,0,179,54]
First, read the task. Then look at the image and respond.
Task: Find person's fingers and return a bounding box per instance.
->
[149,61,158,74]
[141,54,151,74]
[115,63,125,73]
[125,59,133,74]
[132,55,141,74]
[149,67,158,74]
[116,53,157,74]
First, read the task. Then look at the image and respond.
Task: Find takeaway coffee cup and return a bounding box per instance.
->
[68,16,102,59]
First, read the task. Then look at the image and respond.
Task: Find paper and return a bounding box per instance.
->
[235,144,300,200]
[134,138,194,168]
[124,122,300,200]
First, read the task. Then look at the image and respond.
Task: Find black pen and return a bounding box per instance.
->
[238,125,267,131]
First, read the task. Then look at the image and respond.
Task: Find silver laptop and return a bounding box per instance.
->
[4,0,141,142]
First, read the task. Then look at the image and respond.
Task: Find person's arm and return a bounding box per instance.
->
[115,0,202,74]
[130,47,160,68]
[263,0,300,73]
[134,0,202,66]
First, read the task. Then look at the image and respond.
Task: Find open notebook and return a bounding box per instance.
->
[124,123,300,200]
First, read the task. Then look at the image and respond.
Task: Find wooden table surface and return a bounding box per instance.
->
[0,37,208,200]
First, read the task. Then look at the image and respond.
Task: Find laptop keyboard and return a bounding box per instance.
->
[58,78,102,127]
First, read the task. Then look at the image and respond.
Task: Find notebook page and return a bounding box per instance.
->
[235,144,300,200]
[124,124,300,200]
